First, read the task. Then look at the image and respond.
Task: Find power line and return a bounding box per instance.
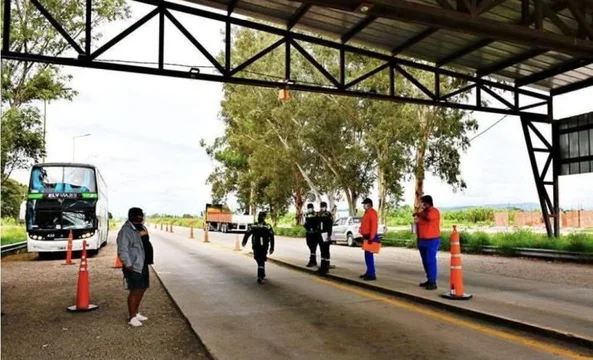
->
[469,114,508,143]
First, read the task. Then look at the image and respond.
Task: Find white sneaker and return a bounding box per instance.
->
[135,313,148,321]
[128,317,143,327]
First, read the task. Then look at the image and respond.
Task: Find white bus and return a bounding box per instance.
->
[23,163,110,257]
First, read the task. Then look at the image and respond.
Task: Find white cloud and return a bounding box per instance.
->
[9,3,593,216]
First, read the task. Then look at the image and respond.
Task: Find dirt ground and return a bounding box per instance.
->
[1,239,211,360]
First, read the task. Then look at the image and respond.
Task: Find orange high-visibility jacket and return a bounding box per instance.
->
[359,207,378,240]
[416,207,441,239]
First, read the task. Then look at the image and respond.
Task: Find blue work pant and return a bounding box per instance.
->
[364,251,375,277]
[418,239,440,283]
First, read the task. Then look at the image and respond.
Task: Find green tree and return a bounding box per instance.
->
[403,73,478,211]
[1,178,26,218]
[1,0,130,179]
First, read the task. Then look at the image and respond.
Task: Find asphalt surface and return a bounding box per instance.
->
[149,227,592,360]
[194,226,593,343]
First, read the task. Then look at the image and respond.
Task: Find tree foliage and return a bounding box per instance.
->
[1,178,26,218]
[202,27,479,224]
[0,0,129,210]
[1,0,130,177]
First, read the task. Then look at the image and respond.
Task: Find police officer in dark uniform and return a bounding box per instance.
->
[303,203,320,267]
[317,202,334,275]
[242,211,275,284]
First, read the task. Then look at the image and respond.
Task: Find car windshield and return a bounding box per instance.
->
[29,166,96,193]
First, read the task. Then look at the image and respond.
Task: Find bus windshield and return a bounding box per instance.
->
[29,166,97,193]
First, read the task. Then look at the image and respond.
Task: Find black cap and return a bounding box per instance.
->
[362,198,373,206]
[320,201,327,208]
[306,203,314,209]
[128,207,144,220]
[257,211,267,220]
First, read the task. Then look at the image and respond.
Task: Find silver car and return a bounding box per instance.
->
[332,216,387,247]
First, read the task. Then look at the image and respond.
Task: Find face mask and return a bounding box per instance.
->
[307,208,314,213]
[321,207,327,212]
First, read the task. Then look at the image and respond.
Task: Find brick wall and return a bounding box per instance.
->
[497,210,593,228]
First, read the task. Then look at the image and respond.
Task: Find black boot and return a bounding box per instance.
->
[317,260,329,275]
[257,266,266,284]
[306,255,317,267]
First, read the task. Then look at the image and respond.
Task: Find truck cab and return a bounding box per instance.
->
[332,216,387,247]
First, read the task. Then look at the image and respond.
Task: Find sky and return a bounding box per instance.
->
[10,1,593,217]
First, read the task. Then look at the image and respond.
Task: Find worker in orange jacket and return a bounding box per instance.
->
[359,198,379,281]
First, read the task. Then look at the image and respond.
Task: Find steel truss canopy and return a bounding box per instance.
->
[1,0,592,114]
[189,0,593,95]
[2,0,592,238]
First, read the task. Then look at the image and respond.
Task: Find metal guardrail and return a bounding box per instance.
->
[1,241,28,256]
[385,239,593,263]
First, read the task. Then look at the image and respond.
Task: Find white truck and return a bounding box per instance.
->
[205,203,252,233]
[331,216,387,247]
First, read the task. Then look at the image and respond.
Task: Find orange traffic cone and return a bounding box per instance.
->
[112,255,122,268]
[189,225,195,239]
[233,235,241,251]
[63,230,75,265]
[67,240,99,312]
[203,225,210,243]
[441,225,472,300]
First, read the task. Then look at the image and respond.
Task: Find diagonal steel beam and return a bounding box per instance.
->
[393,63,436,100]
[344,62,390,89]
[165,10,225,74]
[341,15,378,44]
[31,0,84,55]
[287,3,311,30]
[291,39,341,88]
[230,38,285,76]
[90,8,158,60]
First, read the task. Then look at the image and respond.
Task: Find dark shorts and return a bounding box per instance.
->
[123,265,149,290]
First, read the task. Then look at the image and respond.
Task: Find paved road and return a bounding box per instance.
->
[189,226,593,341]
[149,229,590,360]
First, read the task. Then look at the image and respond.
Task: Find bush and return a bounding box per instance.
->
[275,226,306,238]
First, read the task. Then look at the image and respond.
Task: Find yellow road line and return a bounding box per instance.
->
[312,277,590,359]
[201,239,589,358]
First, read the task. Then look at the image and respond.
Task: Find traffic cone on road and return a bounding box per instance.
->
[112,255,122,269]
[189,225,195,239]
[441,226,472,300]
[233,235,241,251]
[67,240,99,312]
[63,230,75,265]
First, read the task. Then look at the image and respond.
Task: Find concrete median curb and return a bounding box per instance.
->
[267,257,593,350]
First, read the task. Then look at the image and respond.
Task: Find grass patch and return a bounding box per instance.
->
[272,226,593,254]
[1,226,27,246]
